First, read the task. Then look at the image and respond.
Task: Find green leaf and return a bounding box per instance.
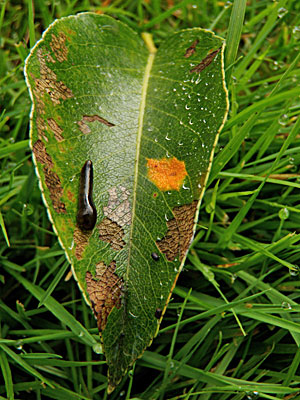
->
[24,13,228,391]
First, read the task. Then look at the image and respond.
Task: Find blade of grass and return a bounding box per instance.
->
[0,349,14,400]
[225,0,247,77]
[0,343,54,388]
[5,269,98,348]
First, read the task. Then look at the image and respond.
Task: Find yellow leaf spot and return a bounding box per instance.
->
[146,157,187,191]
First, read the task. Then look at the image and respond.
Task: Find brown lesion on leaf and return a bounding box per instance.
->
[98,186,131,250]
[77,115,115,134]
[33,49,73,105]
[190,47,221,74]
[86,261,123,332]
[47,118,64,142]
[98,218,125,251]
[32,139,53,167]
[32,139,66,213]
[43,166,66,213]
[184,39,199,58]
[36,116,48,141]
[50,32,68,62]
[103,186,131,227]
[46,52,56,63]
[156,200,198,261]
[73,227,91,259]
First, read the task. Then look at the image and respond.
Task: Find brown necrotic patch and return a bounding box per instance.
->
[33,140,53,167]
[73,227,91,259]
[77,115,115,134]
[156,201,198,261]
[36,116,48,141]
[103,186,131,227]
[50,32,68,62]
[34,49,73,105]
[190,47,221,74]
[86,261,123,332]
[98,217,125,251]
[47,118,64,142]
[184,39,199,58]
[32,139,66,213]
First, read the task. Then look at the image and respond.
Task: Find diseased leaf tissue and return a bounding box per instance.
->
[25,13,228,391]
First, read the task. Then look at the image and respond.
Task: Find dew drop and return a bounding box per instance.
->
[278,114,289,126]
[278,7,288,18]
[278,207,289,220]
[92,343,103,354]
[185,104,191,110]
[281,302,292,310]
[289,265,299,277]
[293,26,300,40]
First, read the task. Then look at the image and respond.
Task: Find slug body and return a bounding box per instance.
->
[77,160,97,231]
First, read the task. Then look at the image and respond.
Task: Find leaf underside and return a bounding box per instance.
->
[25,12,228,391]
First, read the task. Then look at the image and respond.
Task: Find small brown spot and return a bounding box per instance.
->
[32,140,66,213]
[50,32,68,62]
[46,52,56,63]
[86,261,123,332]
[77,115,115,134]
[190,47,221,74]
[147,157,188,191]
[98,218,125,251]
[67,190,75,202]
[47,118,64,142]
[73,227,91,259]
[153,192,158,198]
[184,39,199,58]
[156,201,197,261]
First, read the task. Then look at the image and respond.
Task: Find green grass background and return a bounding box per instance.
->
[1,0,300,399]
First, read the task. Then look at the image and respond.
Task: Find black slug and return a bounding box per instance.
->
[77,160,97,231]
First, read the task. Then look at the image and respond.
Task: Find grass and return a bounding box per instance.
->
[1,0,300,399]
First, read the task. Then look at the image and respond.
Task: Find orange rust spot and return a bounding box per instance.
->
[86,261,123,332]
[147,157,187,191]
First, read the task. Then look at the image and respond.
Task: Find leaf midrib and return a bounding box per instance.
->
[126,39,156,282]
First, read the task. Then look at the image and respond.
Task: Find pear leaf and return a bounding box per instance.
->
[25,13,229,391]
